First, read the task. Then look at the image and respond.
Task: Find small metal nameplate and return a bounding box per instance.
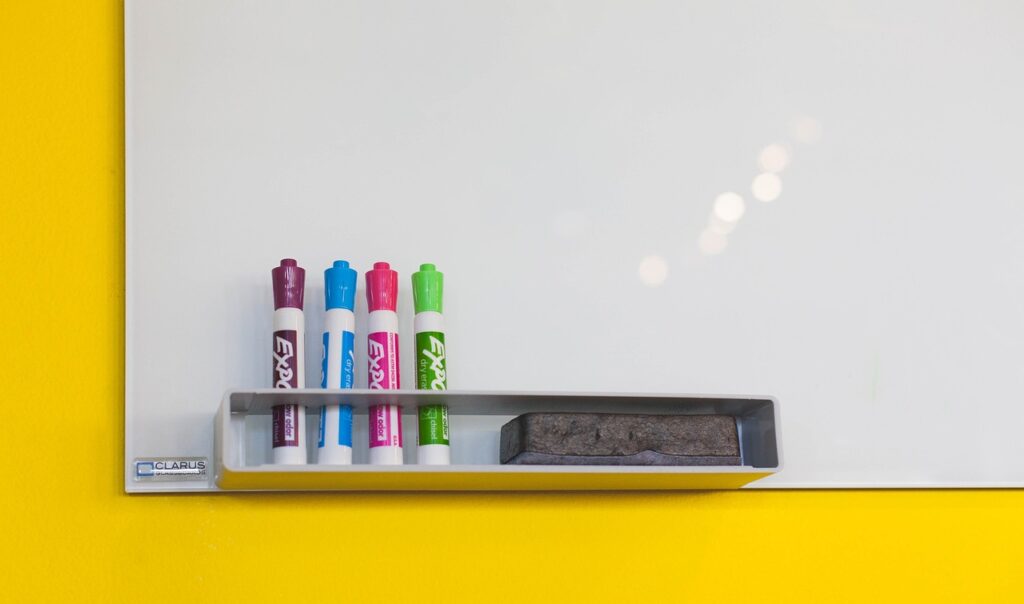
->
[133,457,209,482]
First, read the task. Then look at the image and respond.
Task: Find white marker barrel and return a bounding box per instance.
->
[412,263,450,465]
[365,261,403,466]
[317,260,358,465]
[317,307,355,464]
[414,311,450,465]
[271,259,307,465]
[367,309,402,465]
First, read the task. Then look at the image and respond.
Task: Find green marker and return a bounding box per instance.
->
[412,263,450,464]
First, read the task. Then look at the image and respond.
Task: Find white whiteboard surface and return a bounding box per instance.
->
[126,0,1024,489]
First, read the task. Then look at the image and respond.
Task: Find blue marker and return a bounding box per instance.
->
[317,261,357,464]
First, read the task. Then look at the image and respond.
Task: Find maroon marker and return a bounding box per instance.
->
[271,259,306,464]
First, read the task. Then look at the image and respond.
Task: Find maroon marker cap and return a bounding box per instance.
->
[366,261,398,312]
[272,259,305,310]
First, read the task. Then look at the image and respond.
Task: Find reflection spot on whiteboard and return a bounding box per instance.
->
[637,255,669,287]
[713,192,746,223]
[698,230,728,256]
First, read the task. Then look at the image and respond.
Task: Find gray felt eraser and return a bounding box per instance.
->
[499,413,741,466]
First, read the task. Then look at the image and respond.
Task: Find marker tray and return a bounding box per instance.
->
[215,389,781,490]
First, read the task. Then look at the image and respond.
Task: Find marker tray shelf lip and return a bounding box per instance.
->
[215,389,781,491]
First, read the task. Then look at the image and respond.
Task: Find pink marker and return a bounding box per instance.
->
[366,262,403,465]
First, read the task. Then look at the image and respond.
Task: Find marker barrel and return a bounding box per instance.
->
[367,309,403,464]
[412,263,450,465]
[317,307,355,464]
[271,305,306,464]
[415,311,450,465]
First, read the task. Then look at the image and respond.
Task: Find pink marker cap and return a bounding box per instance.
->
[366,261,398,312]
[272,259,305,310]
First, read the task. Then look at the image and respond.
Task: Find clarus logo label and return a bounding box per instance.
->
[134,457,208,482]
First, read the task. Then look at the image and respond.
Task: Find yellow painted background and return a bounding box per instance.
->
[2,2,1023,601]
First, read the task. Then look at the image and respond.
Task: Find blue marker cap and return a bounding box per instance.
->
[325,260,358,311]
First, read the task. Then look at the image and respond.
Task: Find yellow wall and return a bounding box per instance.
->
[2,2,1022,601]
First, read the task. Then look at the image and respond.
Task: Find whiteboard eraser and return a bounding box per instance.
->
[499,413,741,465]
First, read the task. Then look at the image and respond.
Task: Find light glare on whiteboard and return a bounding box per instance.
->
[758,144,791,173]
[713,192,746,222]
[752,173,782,202]
[637,255,669,287]
[708,214,737,235]
[698,229,729,255]
[791,116,822,144]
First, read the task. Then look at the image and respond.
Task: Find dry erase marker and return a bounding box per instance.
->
[317,261,357,464]
[366,262,403,465]
[412,264,450,465]
[271,259,306,465]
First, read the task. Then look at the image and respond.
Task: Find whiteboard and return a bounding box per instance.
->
[126,0,1024,489]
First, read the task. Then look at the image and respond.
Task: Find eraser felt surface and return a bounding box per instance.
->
[500,413,741,466]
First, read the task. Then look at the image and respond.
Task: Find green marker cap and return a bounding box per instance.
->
[412,263,444,314]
